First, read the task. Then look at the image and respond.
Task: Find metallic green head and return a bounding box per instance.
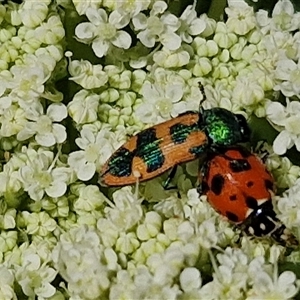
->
[202,108,250,147]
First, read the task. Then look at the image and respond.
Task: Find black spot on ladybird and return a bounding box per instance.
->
[265,179,273,191]
[246,181,254,188]
[211,174,225,195]
[245,196,258,209]
[226,211,239,222]
[229,194,237,201]
[229,159,251,172]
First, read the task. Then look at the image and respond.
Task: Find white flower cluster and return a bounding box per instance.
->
[0,0,300,299]
[200,247,299,299]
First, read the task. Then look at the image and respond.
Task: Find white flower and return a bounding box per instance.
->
[184,189,218,226]
[15,253,57,298]
[276,178,300,230]
[72,0,102,16]
[0,208,16,230]
[112,265,180,299]
[231,75,265,112]
[213,22,238,49]
[179,267,202,292]
[96,218,119,248]
[68,90,100,124]
[68,59,108,89]
[18,148,70,201]
[0,104,27,137]
[52,225,117,299]
[226,1,256,35]
[266,100,300,155]
[135,74,185,124]
[23,211,57,236]
[75,8,131,58]
[200,264,248,299]
[146,246,185,285]
[136,211,162,241]
[68,126,119,181]
[0,96,12,115]
[19,1,49,28]
[274,58,300,97]
[153,47,190,68]
[0,230,18,254]
[72,184,106,213]
[113,0,151,18]
[271,0,300,32]
[178,5,206,43]
[262,31,296,63]
[0,266,17,300]
[34,15,65,44]
[200,248,250,299]
[256,0,300,33]
[197,218,218,249]
[17,102,67,147]
[115,232,140,254]
[246,271,298,299]
[267,152,300,189]
[132,1,181,50]
[8,61,51,103]
[109,269,136,299]
[42,195,69,218]
[104,187,143,231]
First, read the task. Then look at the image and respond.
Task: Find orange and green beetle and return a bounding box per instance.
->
[99,86,251,186]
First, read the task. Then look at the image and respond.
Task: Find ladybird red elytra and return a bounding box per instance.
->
[99,85,251,187]
[200,146,297,245]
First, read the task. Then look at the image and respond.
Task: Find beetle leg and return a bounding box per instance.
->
[163,165,178,190]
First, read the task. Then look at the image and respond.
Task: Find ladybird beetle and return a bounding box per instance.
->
[200,146,297,245]
[99,85,251,186]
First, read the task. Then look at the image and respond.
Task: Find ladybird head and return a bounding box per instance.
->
[243,200,298,246]
[202,108,251,147]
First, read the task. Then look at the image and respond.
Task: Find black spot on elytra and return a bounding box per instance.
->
[265,179,274,191]
[170,120,207,157]
[226,211,239,222]
[189,144,207,156]
[246,181,254,188]
[170,122,198,144]
[229,159,251,172]
[245,196,258,209]
[136,128,157,149]
[229,194,237,201]
[108,147,134,177]
[135,128,164,173]
[211,174,225,195]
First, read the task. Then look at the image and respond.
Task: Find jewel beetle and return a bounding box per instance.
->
[99,85,251,186]
[199,146,297,245]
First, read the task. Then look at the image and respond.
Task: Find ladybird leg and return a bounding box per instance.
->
[162,166,178,190]
[254,141,270,163]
